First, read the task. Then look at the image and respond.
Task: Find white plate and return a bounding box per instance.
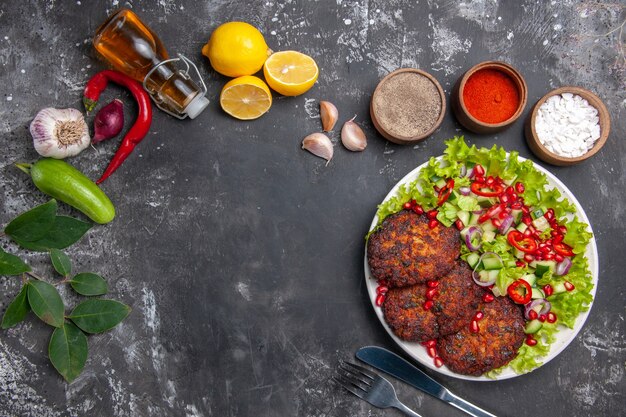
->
[364,156,598,381]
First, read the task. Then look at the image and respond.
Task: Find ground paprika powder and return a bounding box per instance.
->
[463,68,520,124]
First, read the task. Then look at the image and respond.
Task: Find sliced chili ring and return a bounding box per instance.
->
[507,279,532,304]
[437,179,455,206]
[470,181,504,197]
[553,242,574,257]
[507,230,537,253]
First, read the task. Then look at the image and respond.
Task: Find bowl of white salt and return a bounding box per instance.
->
[525,86,610,166]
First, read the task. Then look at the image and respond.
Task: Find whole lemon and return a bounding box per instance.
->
[202,22,272,77]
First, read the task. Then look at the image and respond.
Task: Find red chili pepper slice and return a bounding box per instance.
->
[437,179,455,206]
[478,203,504,223]
[507,279,532,304]
[470,181,504,197]
[553,242,574,257]
[507,230,537,253]
[83,70,153,184]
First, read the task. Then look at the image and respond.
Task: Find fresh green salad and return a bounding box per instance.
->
[372,136,594,376]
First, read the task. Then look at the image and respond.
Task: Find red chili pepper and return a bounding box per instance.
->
[507,230,537,253]
[84,70,153,184]
[507,279,532,304]
[478,203,504,223]
[437,179,455,206]
[470,181,504,197]
[553,242,574,257]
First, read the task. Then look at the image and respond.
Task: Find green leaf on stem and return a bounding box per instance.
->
[49,321,88,382]
[0,247,31,276]
[70,273,108,296]
[12,216,92,252]
[27,280,65,328]
[4,200,57,242]
[69,299,130,334]
[50,249,72,277]
[1,284,31,329]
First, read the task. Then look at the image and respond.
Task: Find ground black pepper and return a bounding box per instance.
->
[372,72,442,139]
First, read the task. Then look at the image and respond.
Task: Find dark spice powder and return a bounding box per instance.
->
[372,72,442,139]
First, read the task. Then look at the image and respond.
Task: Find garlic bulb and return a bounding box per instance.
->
[341,116,367,151]
[302,133,333,165]
[320,101,338,131]
[30,108,90,159]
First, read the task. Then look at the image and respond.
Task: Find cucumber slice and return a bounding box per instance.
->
[434,178,447,188]
[552,282,567,294]
[525,319,543,334]
[534,261,557,277]
[478,269,499,282]
[477,196,496,208]
[516,222,528,233]
[482,221,497,233]
[468,212,481,226]
[531,287,545,299]
[457,210,470,227]
[532,216,550,232]
[511,209,523,224]
[482,230,496,243]
[521,273,537,287]
[466,253,480,269]
[483,256,504,270]
[531,208,544,219]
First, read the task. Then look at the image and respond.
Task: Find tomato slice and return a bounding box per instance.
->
[507,230,537,253]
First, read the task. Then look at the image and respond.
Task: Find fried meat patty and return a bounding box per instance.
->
[382,261,483,342]
[437,295,526,376]
[367,210,460,288]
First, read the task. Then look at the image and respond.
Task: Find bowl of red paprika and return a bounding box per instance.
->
[451,61,528,134]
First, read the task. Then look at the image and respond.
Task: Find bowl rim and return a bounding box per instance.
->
[457,61,528,128]
[370,68,446,144]
[526,86,611,164]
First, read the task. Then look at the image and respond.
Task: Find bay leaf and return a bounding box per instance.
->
[49,321,88,382]
[0,247,31,276]
[69,299,130,334]
[13,216,92,252]
[50,249,72,277]
[27,280,65,328]
[70,273,108,296]
[1,284,31,329]
[5,200,57,242]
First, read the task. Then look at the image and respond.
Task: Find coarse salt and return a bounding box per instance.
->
[534,93,601,158]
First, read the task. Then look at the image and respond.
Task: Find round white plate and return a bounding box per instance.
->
[364,156,598,381]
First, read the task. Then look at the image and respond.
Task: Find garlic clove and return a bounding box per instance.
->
[341,117,367,151]
[302,133,334,165]
[30,108,91,159]
[320,101,339,132]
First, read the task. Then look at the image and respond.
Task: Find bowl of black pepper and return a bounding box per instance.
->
[370,68,446,144]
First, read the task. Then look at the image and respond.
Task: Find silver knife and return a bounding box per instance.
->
[356,346,497,417]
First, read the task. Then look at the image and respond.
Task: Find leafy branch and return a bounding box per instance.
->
[0,199,130,382]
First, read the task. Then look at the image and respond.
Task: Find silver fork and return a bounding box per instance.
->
[334,361,422,417]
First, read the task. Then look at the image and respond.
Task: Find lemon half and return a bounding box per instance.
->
[219,76,272,120]
[263,50,319,96]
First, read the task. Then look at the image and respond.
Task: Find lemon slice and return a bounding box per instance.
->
[263,51,319,96]
[219,76,272,120]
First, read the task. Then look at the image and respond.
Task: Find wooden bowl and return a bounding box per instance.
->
[451,61,527,134]
[370,68,446,144]
[525,86,610,166]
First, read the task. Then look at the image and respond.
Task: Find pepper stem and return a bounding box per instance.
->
[83,97,98,113]
[15,163,32,175]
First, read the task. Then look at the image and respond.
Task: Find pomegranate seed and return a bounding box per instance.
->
[543,284,553,296]
[535,254,543,261]
[500,194,510,204]
[541,246,551,254]
[434,356,444,368]
[523,229,532,237]
[539,314,547,322]
[425,288,438,300]
[526,337,538,346]
[544,208,555,220]
[486,176,494,185]
[509,192,518,200]
[564,281,575,291]
[427,209,438,219]
[528,310,538,320]
[524,254,534,263]
[427,280,439,288]
[555,254,564,262]
[470,320,479,333]
[403,202,412,210]
[413,205,424,215]
[498,210,509,219]
[474,311,484,321]
[558,225,567,235]
[547,312,557,323]
[375,294,385,307]
[455,219,464,230]
[539,242,547,249]
[473,164,485,176]
[428,219,439,229]
[505,186,515,195]
[553,234,564,244]
[482,293,495,303]
[376,285,388,295]
[544,253,554,260]
[511,201,523,210]
[521,206,530,214]
[550,230,559,237]
[522,216,532,225]
[423,300,434,310]
[427,346,437,358]
[515,182,525,194]
[474,176,485,184]
[423,339,437,348]
[491,218,501,228]
[516,260,526,268]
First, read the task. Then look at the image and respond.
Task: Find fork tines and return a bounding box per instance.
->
[334,361,376,395]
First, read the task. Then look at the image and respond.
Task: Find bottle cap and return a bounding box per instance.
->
[185,94,210,119]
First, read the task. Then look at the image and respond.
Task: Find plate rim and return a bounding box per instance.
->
[363,155,599,381]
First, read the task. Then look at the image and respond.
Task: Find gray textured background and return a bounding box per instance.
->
[1,1,625,416]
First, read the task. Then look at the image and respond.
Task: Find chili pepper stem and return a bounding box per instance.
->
[15,163,32,175]
[83,97,98,113]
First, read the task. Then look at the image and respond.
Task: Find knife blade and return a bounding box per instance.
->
[356,346,497,417]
